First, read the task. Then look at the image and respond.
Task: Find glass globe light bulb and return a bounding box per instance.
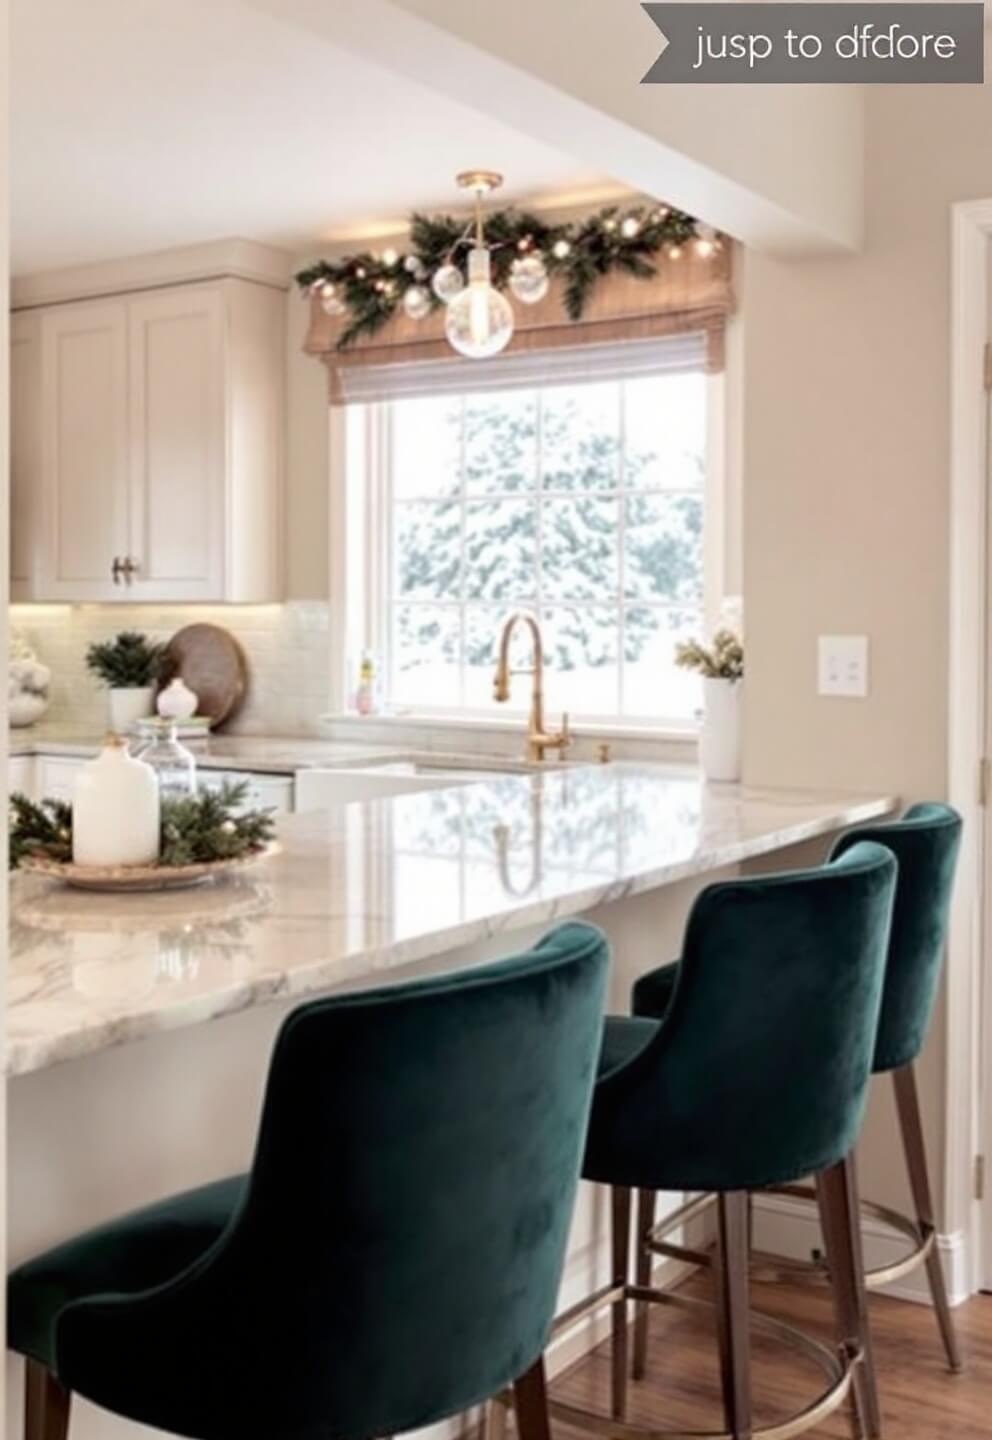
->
[445,247,514,359]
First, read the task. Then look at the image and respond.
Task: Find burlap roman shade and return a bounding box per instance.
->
[304,242,733,405]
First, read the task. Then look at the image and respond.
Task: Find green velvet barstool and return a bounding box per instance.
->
[632,803,964,1400]
[541,842,898,1440]
[7,921,609,1440]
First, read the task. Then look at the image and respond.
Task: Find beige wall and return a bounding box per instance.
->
[740,64,992,1231]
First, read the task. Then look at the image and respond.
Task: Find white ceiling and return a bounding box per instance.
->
[10,0,616,277]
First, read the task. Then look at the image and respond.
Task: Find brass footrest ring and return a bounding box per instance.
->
[760,1184,935,1290]
[488,1284,859,1440]
[643,1184,934,1291]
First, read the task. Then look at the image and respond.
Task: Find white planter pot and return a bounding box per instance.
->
[108,686,155,735]
[699,677,742,783]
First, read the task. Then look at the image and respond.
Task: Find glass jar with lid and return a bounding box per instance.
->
[133,720,198,803]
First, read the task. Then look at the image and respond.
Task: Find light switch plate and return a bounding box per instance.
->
[818,635,869,698]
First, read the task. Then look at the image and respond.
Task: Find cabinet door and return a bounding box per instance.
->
[8,757,37,800]
[10,312,41,599]
[39,301,129,600]
[36,757,85,804]
[126,287,226,600]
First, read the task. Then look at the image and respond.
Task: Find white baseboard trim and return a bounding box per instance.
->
[752,1192,972,1308]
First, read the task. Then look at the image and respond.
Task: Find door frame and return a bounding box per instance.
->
[948,197,992,1294]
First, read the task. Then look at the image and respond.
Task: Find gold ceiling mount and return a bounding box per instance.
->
[456,170,504,195]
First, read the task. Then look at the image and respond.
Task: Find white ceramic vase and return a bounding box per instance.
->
[699,677,742,783]
[156,677,198,721]
[9,693,49,728]
[72,738,161,867]
[109,686,155,735]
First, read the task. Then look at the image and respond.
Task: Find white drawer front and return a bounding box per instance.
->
[8,756,37,800]
[198,770,294,815]
[36,757,85,803]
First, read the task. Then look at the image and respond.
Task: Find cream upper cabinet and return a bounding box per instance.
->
[12,278,284,603]
[38,300,130,600]
[126,286,225,600]
[10,311,42,601]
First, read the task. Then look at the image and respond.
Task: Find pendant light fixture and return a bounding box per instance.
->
[444,170,514,359]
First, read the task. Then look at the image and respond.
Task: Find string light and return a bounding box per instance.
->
[694,224,718,258]
[552,239,572,260]
[382,248,399,267]
[621,217,641,239]
[668,244,683,260]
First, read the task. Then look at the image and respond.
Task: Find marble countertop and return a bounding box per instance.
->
[9,724,428,774]
[7,765,896,1077]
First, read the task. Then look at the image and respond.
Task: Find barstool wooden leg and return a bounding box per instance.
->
[632,1187,655,1381]
[892,1063,963,1373]
[817,1156,881,1440]
[25,1361,70,1440]
[481,1399,508,1440]
[513,1358,552,1440]
[611,1186,632,1419]
[712,1191,753,1440]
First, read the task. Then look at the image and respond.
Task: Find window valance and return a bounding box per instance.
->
[304,243,733,406]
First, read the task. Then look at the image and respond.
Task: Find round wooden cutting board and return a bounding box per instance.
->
[164,624,248,729]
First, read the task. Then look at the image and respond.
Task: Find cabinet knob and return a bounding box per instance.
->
[121,556,140,585]
[111,557,123,585]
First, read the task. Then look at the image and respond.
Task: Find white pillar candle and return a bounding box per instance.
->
[72,737,161,867]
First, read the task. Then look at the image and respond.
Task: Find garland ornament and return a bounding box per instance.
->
[296,175,722,355]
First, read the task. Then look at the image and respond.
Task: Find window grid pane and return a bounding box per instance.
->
[386,375,705,721]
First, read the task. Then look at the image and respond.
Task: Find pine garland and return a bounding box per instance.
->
[295,202,715,349]
[9,782,276,871]
[9,793,73,868]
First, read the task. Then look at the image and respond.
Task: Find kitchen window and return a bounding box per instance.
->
[341,338,721,727]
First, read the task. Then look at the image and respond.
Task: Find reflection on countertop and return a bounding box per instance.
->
[8,764,896,1077]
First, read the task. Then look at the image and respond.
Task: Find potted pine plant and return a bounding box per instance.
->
[675,627,744,782]
[85,631,166,734]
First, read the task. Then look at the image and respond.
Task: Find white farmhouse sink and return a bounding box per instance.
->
[294,752,579,810]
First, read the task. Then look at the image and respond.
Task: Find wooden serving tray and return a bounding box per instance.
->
[18,846,277,893]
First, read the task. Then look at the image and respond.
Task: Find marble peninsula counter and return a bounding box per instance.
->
[9,765,895,1077]
[7,765,895,1439]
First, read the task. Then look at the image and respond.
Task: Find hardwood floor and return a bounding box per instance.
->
[550,1276,992,1438]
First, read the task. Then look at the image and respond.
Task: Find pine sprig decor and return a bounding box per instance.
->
[296,202,719,349]
[674,629,744,682]
[9,782,276,872]
[9,793,73,869]
[159,782,276,867]
[85,631,166,689]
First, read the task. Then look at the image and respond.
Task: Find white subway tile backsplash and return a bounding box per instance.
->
[9,603,332,737]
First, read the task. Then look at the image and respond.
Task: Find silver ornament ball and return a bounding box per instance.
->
[509,254,550,305]
[402,284,432,321]
[432,262,465,304]
[319,282,346,317]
